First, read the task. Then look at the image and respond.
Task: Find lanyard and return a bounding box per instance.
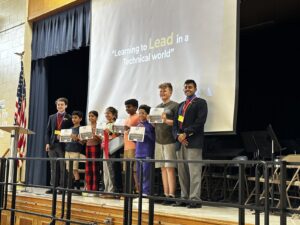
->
[181,96,196,117]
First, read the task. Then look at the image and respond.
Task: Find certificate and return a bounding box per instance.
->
[113,118,126,134]
[60,129,72,142]
[149,108,164,123]
[128,126,145,142]
[79,125,93,140]
[96,122,106,136]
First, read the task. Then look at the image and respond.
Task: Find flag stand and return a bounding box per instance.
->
[0,126,34,191]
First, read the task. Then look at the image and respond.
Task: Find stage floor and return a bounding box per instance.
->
[13,188,300,225]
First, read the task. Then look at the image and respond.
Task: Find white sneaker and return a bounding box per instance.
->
[87,193,98,197]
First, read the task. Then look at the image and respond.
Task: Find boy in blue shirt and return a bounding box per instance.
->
[135,105,155,195]
[65,111,84,191]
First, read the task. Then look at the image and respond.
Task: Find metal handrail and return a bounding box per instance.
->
[0,157,299,225]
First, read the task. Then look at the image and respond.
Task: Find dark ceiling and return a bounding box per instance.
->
[240,0,300,29]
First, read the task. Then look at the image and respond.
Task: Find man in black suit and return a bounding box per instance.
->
[173,79,208,208]
[45,97,72,194]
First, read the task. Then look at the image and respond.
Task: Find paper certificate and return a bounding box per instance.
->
[149,108,164,123]
[113,119,126,134]
[79,125,93,140]
[60,129,72,142]
[128,126,145,142]
[96,122,106,136]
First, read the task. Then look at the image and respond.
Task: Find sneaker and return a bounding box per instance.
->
[45,189,53,194]
[87,193,98,197]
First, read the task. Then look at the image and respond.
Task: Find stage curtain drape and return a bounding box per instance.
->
[26,60,48,185]
[31,2,90,60]
[26,1,90,185]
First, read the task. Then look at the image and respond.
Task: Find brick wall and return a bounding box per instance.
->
[0,0,26,155]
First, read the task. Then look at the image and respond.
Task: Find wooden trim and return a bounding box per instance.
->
[28,0,88,22]
[1,194,253,225]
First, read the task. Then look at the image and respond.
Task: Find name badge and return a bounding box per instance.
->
[178,115,184,123]
[54,130,61,135]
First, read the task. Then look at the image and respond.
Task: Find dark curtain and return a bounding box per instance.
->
[31,2,90,60]
[26,1,90,185]
[26,60,48,185]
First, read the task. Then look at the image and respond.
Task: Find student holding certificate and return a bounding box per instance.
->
[84,110,101,195]
[135,105,155,196]
[154,83,179,204]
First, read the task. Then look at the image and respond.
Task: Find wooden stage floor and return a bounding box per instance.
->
[1,188,300,225]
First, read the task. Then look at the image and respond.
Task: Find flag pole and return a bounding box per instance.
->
[13,51,26,186]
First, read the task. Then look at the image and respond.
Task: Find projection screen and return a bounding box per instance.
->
[88,0,238,133]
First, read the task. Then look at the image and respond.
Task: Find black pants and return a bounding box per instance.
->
[48,143,66,187]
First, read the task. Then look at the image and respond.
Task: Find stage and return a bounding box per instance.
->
[1,188,299,225]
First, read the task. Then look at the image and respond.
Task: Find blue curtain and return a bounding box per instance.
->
[31,2,90,60]
[26,60,48,185]
[27,1,90,185]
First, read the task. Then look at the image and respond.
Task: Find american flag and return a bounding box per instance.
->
[14,60,27,162]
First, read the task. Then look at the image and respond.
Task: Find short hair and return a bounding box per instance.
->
[158,82,173,92]
[72,111,83,118]
[55,97,68,105]
[139,104,151,114]
[125,99,139,108]
[89,110,98,117]
[184,79,197,88]
[106,107,118,120]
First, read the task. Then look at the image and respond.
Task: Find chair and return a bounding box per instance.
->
[246,154,300,209]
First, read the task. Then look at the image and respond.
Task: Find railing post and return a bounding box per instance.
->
[255,164,260,225]
[279,160,287,225]
[148,159,155,225]
[238,163,245,225]
[50,159,58,225]
[123,160,132,225]
[0,158,6,224]
[10,158,18,225]
[137,159,143,225]
[264,163,269,225]
[66,159,74,225]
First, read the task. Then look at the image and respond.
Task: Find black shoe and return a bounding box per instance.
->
[162,196,175,205]
[187,203,202,208]
[74,180,81,190]
[45,189,53,194]
[172,201,187,207]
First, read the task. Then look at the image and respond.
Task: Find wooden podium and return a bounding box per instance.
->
[0,125,35,190]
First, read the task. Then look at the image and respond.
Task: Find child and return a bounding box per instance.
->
[101,107,118,197]
[135,105,155,196]
[155,83,178,204]
[124,99,140,193]
[84,110,101,195]
[65,111,84,192]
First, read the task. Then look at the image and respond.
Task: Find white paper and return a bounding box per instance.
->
[128,126,145,142]
[60,129,72,142]
[113,118,126,134]
[96,122,106,136]
[149,108,164,123]
[79,125,93,140]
